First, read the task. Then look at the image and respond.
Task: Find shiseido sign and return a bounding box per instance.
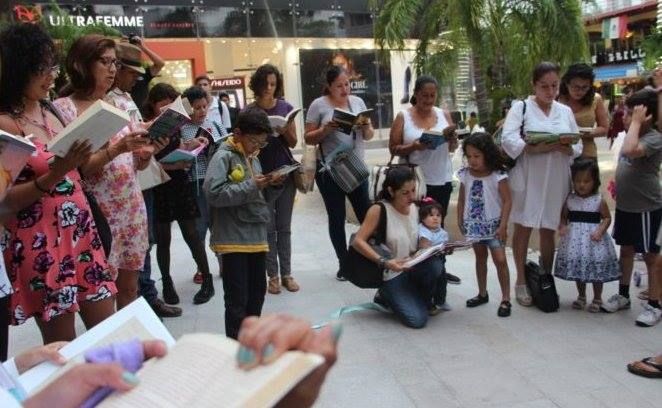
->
[211,78,245,88]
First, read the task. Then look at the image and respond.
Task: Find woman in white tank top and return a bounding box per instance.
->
[351,167,447,328]
[389,75,458,218]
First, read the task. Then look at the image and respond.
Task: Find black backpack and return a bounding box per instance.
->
[525,260,559,313]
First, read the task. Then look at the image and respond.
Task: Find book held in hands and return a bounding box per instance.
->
[332,108,373,135]
[267,163,301,179]
[46,100,130,157]
[525,131,580,145]
[147,96,192,141]
[418,130,447,150]
[402,240,475,269]
[159,143,206,164]
[0,130,36,185]
[268,108,302,132]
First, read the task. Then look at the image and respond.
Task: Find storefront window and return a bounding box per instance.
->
[153,60,193,92]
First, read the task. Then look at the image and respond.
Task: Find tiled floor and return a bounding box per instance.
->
[8,143,661,407]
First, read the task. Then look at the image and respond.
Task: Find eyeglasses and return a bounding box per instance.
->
[37,64,60,77]
[98,57,121,69]
[247,137,268,149]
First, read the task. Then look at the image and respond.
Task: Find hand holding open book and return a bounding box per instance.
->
[402,240,476,269]
[525,131,580,145]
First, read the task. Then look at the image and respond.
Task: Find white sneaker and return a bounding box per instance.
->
[601,294,631,313]
[438,302,453,311]
[635,303,662,327]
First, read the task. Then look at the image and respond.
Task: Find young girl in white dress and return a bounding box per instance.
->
[554,158,620,312]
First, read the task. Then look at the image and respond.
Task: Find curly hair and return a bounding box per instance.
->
[559,63,595,107]
[142,82,180,121]
[462,132,507,172]
[235,106,272,135]
[0,23,57,114]
[249,64,284,99]
[65,34,116,96]
[182,85,207,104]
[571,157,601,195]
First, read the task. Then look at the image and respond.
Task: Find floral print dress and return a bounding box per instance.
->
[54,97,148,274]
[0,139,116,325]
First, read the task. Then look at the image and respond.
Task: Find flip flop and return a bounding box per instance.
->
[627,357,662,379]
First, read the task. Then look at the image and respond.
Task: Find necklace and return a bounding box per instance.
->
[20,106,55,140]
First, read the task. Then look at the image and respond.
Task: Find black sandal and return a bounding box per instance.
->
[466,293,489,308]
[627,357,662,379]
[497,301,512,317]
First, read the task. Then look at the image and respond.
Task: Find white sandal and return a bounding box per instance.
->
[515,284,532,306]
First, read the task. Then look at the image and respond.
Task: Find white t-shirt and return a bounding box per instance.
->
[207,96,232,130]
[458,167,508,239]
[400,107,452,185]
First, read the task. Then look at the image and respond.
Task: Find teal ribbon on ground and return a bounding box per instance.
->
[311,302,390,329]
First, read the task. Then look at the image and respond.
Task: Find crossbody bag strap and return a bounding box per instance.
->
[376,201,388,244]
[520,99,527,139]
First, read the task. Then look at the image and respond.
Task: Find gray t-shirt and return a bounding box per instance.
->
[305,95,367,161]
[615,128,662,212]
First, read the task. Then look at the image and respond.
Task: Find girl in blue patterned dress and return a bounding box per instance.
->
[554,158,619,312]
[457,133,513,317]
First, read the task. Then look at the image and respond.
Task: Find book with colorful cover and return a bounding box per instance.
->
[332,108,373,135]
[159,144,206,164]
[419,130,447,149]
[147,96,192,141]
[0,130,36,185]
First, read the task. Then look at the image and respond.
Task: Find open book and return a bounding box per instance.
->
[0,130,36,184]
[525,131,580,145]
[98,333,324,408]
[419,130,447,149]
[19,298,175,395]
[267,163,301,179]
[403,240,475,269]
[268,108,302,131]
[159,144,206,164]
[147,96,192,141]
[332,108,373,135]
[46,100,130,157]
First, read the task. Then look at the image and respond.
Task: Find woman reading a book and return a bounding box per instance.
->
[0,24,117,344]
[151,85,216,305]
[352,167,444,328]
[304,65,374,280]
[249,64,301,295]
[558,63,609,159]
[501,62,581,306]
[54,35,154,311]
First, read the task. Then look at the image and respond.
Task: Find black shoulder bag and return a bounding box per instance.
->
[500,100,527,170]
[340,202,391,288]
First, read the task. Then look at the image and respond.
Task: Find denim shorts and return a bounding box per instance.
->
[473,238,504,249]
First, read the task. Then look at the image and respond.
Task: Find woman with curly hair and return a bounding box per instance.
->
[0,23,116,343]
[54,34,152,310]
[456,133,513,317]
[558,63,609,159]
[248,64,300,294]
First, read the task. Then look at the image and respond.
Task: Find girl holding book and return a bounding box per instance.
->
[501,62,581,306]
[457,133,513,317]
[249,64,300,295]
[304,65,374,281]
[54,35,154,310]
[0,25,116,343]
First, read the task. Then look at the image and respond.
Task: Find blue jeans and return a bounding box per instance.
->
[139,189,158,304]
[380,256,446,328]
[315,165,370,266]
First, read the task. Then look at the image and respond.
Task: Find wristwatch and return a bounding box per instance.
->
[377,257,387,269]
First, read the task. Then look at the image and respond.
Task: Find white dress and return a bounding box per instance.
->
[501,97,581,229]
[554,193,620,283]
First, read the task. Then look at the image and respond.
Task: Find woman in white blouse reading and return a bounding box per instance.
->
[501,62,581,306]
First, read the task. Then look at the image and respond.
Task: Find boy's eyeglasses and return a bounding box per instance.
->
[247,137,268,149]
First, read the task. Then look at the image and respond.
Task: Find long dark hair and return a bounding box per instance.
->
[0,23,57,114]
[249,64,284,99]
[559,63,595,106]
[142,82,180,121]
[462,132,507,172]
[532,61,560,84]
[322,65,346,95]
[377,167,416,201]
[410,75,438,106]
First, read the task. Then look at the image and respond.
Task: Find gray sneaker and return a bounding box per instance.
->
[601,294,631,313]
[635,303,662,327]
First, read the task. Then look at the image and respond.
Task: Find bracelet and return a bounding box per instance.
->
[33,178,49,194]
[377,257,387,269]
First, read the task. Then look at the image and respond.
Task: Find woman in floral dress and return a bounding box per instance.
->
[55,35,151,309]
[0,24,116,343]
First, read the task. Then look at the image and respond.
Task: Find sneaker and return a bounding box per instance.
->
[281,276,300,292]
[601,294,631,313]
[635,303,662,327]
[193,271,203,284]
[446,272,461,285]
[268,277,281,294]
[437,302,453,311]
[336,270,347,281]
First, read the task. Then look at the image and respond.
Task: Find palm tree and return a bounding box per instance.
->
[373,0,589,127]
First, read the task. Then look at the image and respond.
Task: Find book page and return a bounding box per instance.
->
[267,164,301,178]
[20,298,174,394]
[99,334,323,408]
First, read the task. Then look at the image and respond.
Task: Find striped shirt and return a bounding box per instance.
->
[180,119,226,181]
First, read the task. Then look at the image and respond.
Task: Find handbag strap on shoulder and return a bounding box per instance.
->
[375,201,388,243]
[519,99,527,139]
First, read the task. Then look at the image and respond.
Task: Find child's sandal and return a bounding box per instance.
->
[497,301,512,317]
[587,300,602,313]
[572,296,587,310]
